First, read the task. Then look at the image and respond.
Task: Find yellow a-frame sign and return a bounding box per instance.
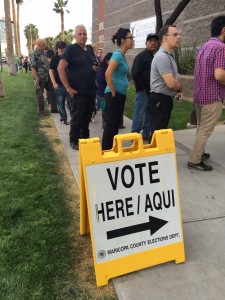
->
[79,130,185,287]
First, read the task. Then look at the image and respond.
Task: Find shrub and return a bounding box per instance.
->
[175,45,197,75]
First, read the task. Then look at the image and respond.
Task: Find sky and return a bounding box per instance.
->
[0,0,92,55]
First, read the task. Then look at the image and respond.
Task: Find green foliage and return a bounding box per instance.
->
[45,37,56,50]
[53,0,69,14]
[175,45,197,75]
[55,29,74,45]
[24,24,39,54]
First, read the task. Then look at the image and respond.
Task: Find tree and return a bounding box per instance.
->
[55,29,74,45]
[154,0,191,33]
[11,0,19,56]
[4,0,17,75]
[53,0,69,41]
[24,24,39,54]
[16,0,23,56]
[45,37,56,50]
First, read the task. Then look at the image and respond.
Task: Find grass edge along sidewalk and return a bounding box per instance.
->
[0,70,116,300]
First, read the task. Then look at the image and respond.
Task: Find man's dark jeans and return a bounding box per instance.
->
[69,94,95,143]
[149,92,173,138]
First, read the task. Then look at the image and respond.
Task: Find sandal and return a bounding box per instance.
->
[61,120,69,125]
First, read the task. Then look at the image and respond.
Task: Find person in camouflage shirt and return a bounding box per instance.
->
[30,38,58,115]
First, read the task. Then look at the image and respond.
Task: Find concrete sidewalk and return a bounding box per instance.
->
[52,111,225,300]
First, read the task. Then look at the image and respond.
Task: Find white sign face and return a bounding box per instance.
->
[85,153,182,264]
[130,16,156,48]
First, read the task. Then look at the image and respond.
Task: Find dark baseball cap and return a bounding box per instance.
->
[146,33,158,42]
[56,41,67,49]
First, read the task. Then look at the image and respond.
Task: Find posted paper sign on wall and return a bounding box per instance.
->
[79,130,185,286]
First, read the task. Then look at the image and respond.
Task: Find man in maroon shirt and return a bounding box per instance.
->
[188,16,225,171]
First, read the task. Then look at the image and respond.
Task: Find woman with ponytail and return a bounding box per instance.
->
[102,28,134,150]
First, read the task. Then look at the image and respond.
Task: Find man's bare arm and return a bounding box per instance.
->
[58,59,77,97]
[214,68,225,85]
[161,73,183,91]
[49,69,58,89]
[31,67,40,88]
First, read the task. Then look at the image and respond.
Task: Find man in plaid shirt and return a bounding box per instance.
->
[188,16,225,171]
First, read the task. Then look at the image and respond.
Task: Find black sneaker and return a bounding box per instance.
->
[70,142,79,150]
[201,152,210,160]
[187,161,212,171]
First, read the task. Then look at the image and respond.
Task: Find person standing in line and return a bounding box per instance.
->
[58,24,98,150]
[30,38,58,115]
[88,43,99,124]
[187,102,197,129]
[102,28,134,150]
[95,48,104,111]
[45,49,56,108]
[188,16,225,171]
[131,33,159,141]
[23,56,29,73]
[96,48,103,64]
[149,25,183,140]
[49,41,69,125]
[96,52,113,128]
[14,55,19,72]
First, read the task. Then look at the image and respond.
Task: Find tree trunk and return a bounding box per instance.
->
[11,0,19,56]
[29,25,32,53]
[16,2,21,56]
[61,9,64,41]
[154,0,163,34]
[4,0,16,75]
[164,0,191,26]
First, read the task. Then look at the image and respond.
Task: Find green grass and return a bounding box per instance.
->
[0,69,116,300]
[125,84,225,131]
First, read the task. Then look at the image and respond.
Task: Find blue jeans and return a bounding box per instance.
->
[131,90,151,138]
[97,94,107,127]
[55,85,67,121]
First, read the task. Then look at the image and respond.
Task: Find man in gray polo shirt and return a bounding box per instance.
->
[149,25,183,139]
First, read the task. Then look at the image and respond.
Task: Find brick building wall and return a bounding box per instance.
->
[92,0,225,66]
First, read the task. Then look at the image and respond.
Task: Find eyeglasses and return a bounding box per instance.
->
[125,36,134,40]
[166,33,180,37]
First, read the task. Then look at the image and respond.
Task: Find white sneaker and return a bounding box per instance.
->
[187,122,197,129]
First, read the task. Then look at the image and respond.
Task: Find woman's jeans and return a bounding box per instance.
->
[55,85,67,121]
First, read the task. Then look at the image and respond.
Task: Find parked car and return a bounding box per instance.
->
[1,57,7,63]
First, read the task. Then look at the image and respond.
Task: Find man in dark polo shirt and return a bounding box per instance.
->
[149,25,183,140]
[58,24,98,150]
